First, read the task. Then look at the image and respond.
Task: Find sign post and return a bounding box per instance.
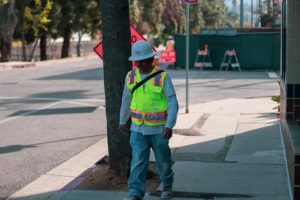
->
[185,4,190,113]
[177,0,198,113]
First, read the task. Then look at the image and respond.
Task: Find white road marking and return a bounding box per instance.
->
[0,97,105,102]
[0,101,63,124]
[0,97,65,101]
[0,97,105,124]
[268,72,278,78]
[65,100,97,107]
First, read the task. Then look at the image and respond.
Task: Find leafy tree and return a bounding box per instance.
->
[260,0,280,25]
[189,4,205,34]
[73,0,101,57]
[200,0,228,28]
[227,11,239,28]
[0,0,18,62]
[161,0,185,34]
[139,0,166,35]
[129,0,141,27]
[15,0,30,61]
[14,0,52,61]
[55,0,75,58]
[99,0,132,177]
[24,0,53,61]
[52,0,101,58]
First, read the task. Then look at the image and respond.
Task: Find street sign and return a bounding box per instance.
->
[160,51,176,63]
[176,0,198,4]
[129,25,146,46]
[94,24,150,59]
[94,42,103,59]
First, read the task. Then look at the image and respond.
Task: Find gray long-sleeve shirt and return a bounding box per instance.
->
[119,73,179,135]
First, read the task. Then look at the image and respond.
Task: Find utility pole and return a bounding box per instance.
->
[251,0,253,27]
[240,0,244,28]
[185,3,190,113]
[177,0,199,113]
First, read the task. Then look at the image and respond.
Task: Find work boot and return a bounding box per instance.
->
[161,187,173,199]
[123,196,141,200]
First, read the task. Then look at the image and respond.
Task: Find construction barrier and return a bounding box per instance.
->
[219,49,241,71]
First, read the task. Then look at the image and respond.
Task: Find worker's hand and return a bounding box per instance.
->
[163,127,172,139]
[119,124,130,133]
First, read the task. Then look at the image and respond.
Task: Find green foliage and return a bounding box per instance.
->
[133,0,228,36]
[271,95,280,103]
[24,0,53,38]
[73,0,101,34]
[0,0,8,5]
[271,81,280,112]
[139,0,166,35]
[129,0,140,26]
[56,0,75,31]
[161,0,185,34]
[189,5,204,34]
[48,0,100,39]
[260,0,281,24]
[200,0,228,28]
[271,95,280,112]
[261,14,273,27]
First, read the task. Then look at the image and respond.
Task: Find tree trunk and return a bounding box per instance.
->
[0,39,11,62]
[20,0,28,61]
[76,32,82,57]
[21,33,27,61]
[40,32,47,61]
[61,26,71,58]
[29,39,39,61]
[100,0,132,177]
[0,0,18,62]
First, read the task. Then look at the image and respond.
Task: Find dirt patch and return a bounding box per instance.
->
[75,157,160,193]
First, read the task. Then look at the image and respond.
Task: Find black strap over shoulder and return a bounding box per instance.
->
[131,70,164,94]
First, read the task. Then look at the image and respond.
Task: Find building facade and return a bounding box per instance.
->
[280,0,300,199]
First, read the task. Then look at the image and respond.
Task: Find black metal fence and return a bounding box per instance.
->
[11,40,99,61]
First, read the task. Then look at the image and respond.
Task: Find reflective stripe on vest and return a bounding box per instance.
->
[131,110,167,123]
[127,69,136,84]
[152,67,163,86]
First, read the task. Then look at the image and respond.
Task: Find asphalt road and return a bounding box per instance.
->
[0,56,280,199]
[168,70,280,109]
[0,57,106,199]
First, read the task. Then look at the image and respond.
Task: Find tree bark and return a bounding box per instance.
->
[21,33,27,61]
[40,31,47,61]
[29,39,38,61]
[100,0,132,177]
[76,32,82,57]
[0,39,11,62]
[0,0,18,62]
[61,26,71,58]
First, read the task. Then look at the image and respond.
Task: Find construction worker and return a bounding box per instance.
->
[165,35,175,51]
[165,35,175,69]
[120,40,179,200]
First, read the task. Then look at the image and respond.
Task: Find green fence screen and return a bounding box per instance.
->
[174,33,280,70]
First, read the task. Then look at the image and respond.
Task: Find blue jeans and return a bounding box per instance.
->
[128,131,174,199]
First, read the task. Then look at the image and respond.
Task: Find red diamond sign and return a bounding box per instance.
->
[94,24,150,59]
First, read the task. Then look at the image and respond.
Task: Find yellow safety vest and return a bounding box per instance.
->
[126,67,167,126]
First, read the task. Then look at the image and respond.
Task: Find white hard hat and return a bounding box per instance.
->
[168,35,174,40]
[128,40,156,61]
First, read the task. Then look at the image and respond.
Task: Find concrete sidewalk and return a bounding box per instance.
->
[9,98,292,200]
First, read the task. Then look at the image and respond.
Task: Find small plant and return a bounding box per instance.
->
[271,95,280,112]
